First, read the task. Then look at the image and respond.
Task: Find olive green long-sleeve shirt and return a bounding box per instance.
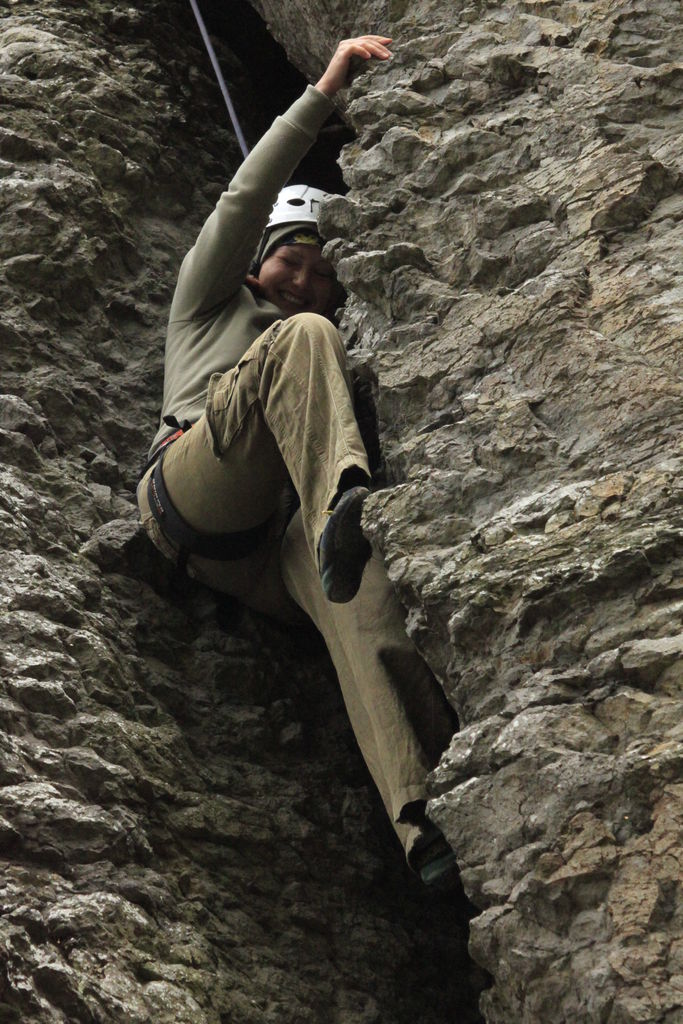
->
[149,85,334,457]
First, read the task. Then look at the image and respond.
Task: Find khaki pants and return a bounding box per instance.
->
[138,313,453,857]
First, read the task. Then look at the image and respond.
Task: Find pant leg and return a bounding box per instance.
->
[280,509,455,858]
[250,312,370,558]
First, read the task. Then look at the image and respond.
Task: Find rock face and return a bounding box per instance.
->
[0,3,481,1023]
[248,1,683,1022]
[1,1,681,1023]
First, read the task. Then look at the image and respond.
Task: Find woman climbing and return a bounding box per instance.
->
[138,35,457,885]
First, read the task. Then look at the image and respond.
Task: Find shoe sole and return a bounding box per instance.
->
[319,487,371,603]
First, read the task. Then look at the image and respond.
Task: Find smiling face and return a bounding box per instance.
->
[257,243,336,318]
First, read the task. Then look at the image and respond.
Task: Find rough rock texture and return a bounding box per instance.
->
[249,1,683,1022]
[0,2,483,1022]
[3,0,682,1021]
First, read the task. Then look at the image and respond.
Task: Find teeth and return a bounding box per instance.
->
[282,292,305,305]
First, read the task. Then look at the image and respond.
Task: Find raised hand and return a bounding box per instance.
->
[315,35,393,97]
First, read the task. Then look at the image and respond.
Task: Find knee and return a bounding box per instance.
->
[275,312,346,363]
[286,311,340,342]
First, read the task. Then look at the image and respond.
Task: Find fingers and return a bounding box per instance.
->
[340,35,393,44]
[315,35,393,96]
[338,35,393,60]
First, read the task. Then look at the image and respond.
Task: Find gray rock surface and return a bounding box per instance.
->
[0,2,483,1022]
[2,0,681,1020]
[249,1,683,1022]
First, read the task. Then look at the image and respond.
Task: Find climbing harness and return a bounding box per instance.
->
[148,448,270,564]
[188,0,249,159]
[137,416,194,483]
[143,419,271,566]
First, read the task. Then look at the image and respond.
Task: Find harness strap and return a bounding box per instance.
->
[147,448,270,561]
[138,418,194,484]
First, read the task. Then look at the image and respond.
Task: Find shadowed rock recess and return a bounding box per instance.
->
[0,2,680,1024]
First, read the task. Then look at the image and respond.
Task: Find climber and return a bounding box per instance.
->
[137,35,458,885]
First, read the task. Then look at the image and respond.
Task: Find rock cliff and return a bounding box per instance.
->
[249,1,682,1021]
[1,0,681,1022]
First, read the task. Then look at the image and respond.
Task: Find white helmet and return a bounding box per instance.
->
[254,184,330,267]
[266,184,329,230]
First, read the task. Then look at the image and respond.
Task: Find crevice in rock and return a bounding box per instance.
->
[195,0,353,192]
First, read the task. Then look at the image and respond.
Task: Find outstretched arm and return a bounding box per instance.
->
[171,35,393,320]
[316,36,393,98]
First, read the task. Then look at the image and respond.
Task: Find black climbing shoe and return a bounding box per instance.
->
[409,824,459,889]
[419,845,459,888]
[318,486,371,603]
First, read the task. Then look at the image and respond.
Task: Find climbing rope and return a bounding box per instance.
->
[188,0,250,159]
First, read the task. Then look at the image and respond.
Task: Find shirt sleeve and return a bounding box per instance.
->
[170,85,335,322]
